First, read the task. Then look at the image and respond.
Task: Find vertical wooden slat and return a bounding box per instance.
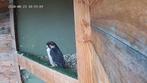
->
[74,0,109,83]
[9,0,22,83]
[74,0,93,83]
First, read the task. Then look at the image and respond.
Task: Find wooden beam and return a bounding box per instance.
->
[9,0,22,83]
[17,55,78,83]
[74,0,109,83]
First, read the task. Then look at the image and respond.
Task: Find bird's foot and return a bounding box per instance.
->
[50,65,56,68]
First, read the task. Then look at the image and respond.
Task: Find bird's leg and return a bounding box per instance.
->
[50,63,57,67]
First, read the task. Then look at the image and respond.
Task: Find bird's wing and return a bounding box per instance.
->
[50,48,65,63]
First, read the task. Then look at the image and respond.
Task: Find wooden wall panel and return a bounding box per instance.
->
[0,35,12,52]
[89,0,147,83]
[92,27,147,83]
[90,0,147,57]
[18,55,78,83]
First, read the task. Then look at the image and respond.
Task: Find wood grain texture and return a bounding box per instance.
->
[89,0,147,82]
[10,1,22,82]
[18,55,78,83]
[0,35,12,52]
[0,0,21,82]
[92,27,147,83]
[91,0,147,57]
[74,0,109,83]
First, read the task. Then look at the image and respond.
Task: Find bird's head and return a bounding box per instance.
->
[46,41,58,49]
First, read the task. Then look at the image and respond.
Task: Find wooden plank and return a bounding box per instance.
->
[90,0,147,83]
[17,55,78,83]
[74,0,109,83]
[92,21,147,57]
[92,27,147,83]
[0,36,12,52]
[90,0,147,57]
[9,0,22,82]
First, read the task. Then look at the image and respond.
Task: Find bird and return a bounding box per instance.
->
[46,41,66,68]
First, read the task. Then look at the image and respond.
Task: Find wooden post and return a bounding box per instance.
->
[9,0,22,83]
[74,0,93,82]
[74,0,110,83]
[74,1,94,83]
